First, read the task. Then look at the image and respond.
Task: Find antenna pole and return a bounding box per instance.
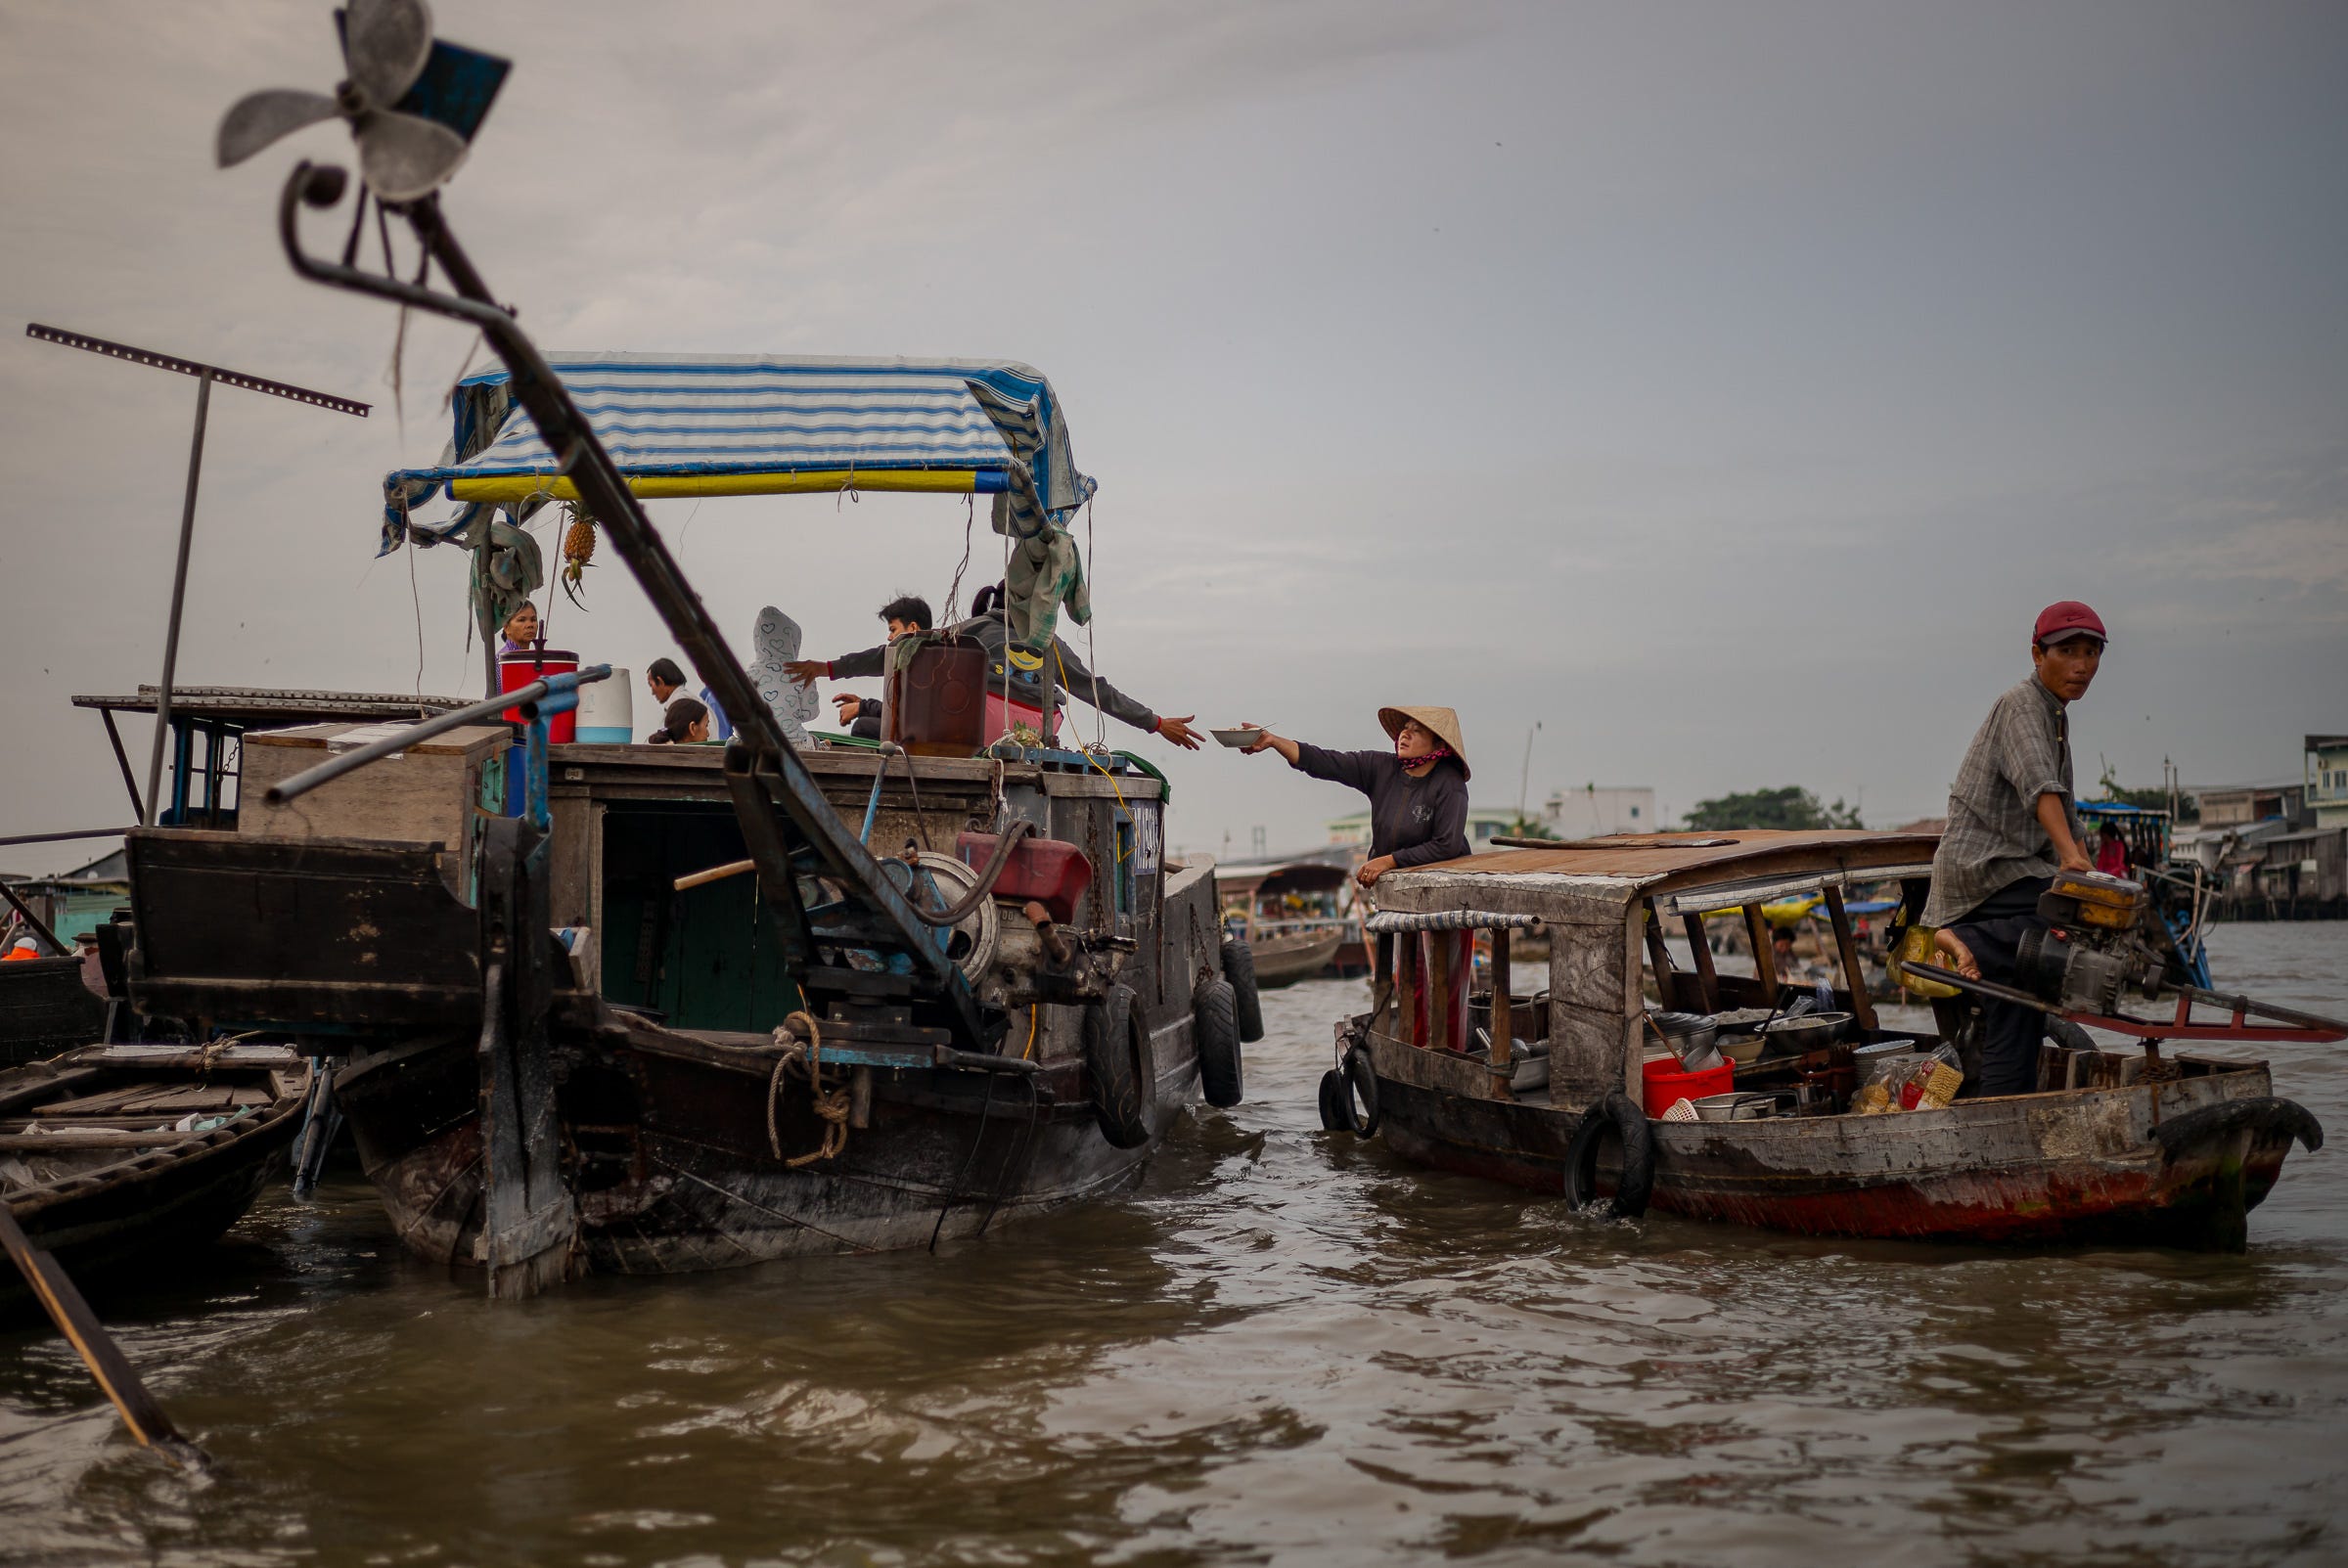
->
[1516,721,1539,829]
[24,324,367,829]
[144,372,211,828]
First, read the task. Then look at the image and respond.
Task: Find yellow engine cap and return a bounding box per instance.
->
[2049,871,2144,909]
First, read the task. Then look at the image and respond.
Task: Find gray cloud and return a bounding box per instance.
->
[3,0,2342,872]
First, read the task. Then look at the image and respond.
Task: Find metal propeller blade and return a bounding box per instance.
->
[217,87,339,168]
[357,110,469,202]
[342,0,434,110]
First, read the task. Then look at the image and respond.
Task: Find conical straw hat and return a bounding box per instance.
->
[1376,705,1469,781]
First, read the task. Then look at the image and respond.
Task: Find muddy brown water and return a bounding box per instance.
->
[3,923,2343,1566]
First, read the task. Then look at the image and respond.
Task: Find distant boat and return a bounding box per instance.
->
[1216,859,1359,984]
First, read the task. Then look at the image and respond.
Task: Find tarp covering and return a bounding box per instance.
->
[378,354,1096,556]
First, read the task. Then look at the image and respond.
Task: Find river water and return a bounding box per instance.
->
[3,923,2343,1566]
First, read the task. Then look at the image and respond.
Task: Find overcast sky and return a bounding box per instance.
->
[2,1,2342,874]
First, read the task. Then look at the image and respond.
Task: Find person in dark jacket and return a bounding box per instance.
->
[788,586,1200,749]
[1239,706,1472,886]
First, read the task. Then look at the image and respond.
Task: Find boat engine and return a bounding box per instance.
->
[2011,871,2166,1014]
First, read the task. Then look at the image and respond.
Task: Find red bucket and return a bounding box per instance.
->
[1641,1056,1733,1119]
[500,647,579,742]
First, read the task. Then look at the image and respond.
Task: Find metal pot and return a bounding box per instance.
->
[1758,1010,1852,1053]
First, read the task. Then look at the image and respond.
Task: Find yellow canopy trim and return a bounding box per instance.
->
[448,469,987,504]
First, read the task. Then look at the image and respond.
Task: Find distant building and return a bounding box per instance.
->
[2307,735,2348,829]
[2192,782,2303,829]
[1542,785,1656,838]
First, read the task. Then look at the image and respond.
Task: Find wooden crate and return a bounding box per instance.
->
[238,722,508,896]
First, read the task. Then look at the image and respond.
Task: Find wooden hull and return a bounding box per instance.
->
[1363,1029,2313,1251]
[1,1046,310,1311]
[122,744,1222,1283]
[336,1001,1200,1272]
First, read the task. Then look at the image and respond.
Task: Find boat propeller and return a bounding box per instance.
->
[215,0,510,203]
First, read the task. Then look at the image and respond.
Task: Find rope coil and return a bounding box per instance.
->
[768,1008,852,1168]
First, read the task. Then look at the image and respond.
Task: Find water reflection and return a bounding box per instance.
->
[3,927,2344,1565]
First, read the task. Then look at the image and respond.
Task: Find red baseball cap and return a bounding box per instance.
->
[2034,601,2106,647]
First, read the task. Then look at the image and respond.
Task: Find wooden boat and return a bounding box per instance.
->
[104,224,1242,1293]
[0,1043,310,1311]
[1,688,471,1069]
[1329,830,2331,1251]
[1248,928,1345,987]
[1216,859,1359,983]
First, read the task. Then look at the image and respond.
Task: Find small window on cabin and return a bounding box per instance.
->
[1629,805,1640,819]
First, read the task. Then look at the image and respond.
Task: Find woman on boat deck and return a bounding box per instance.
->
[1240,707,1471,887]
[498,602,538,653]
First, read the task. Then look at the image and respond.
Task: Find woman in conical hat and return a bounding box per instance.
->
[1238,706,1471,887]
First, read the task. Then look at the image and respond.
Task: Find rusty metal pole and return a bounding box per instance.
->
[143,371,212,829]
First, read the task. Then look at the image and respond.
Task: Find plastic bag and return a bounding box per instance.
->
[1899,1044,1964,1111]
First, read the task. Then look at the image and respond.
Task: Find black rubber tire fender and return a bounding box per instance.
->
[1223,938,1265,1044]
[1194,976,1244,1107]
[1317,1067,1351,1132]
[2150,1095,2324,1160]
[1562,1090,1655,1219]
[2044,1016,2098,1054]
[1342,1045,1380,1138]
[1084,983,1156,1149]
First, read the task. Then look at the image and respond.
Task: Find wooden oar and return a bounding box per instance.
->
[0,1200,207,1471]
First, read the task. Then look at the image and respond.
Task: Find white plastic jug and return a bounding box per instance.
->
[575,666,633,743]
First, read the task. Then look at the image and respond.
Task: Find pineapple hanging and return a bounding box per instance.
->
[559,500,598,607]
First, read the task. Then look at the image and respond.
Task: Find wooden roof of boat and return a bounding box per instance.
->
[1378,829,1941,918]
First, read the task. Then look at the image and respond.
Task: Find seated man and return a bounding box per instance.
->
[789,586,1199,750]
[1924,602,2105,1097]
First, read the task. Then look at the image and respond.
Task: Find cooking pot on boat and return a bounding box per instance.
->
[1758,1011,1851,1053]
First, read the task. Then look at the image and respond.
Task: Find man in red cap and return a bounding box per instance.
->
[1920,602,2107,1096]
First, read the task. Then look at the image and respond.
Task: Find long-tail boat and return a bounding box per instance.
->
[92,13,1259,1297]
[1,1043,310,1313]
[1325,830,2335,1250]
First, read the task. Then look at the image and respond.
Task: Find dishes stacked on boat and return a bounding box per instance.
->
[1756,1010,1851,1056]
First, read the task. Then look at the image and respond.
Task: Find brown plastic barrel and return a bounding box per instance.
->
[883,637,989,756]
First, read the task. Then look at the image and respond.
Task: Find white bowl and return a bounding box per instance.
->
[1212,727,1265,748]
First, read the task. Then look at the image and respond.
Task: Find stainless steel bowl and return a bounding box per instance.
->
[1689,1092,1778,1122]
[1653,1011,1719,1058]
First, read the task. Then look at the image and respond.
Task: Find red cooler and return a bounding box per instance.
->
[500,647,579,742]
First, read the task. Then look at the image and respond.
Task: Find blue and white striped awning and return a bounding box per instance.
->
[379,354,1094,554]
